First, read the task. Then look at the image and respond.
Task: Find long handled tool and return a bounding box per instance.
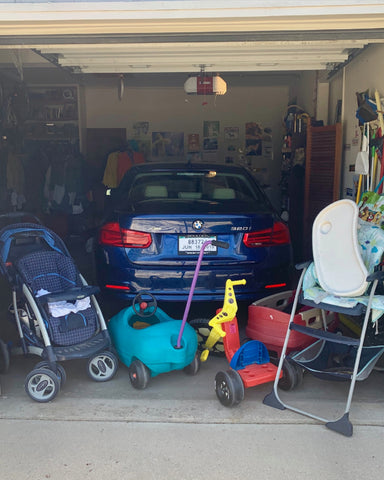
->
[355,123,370,203]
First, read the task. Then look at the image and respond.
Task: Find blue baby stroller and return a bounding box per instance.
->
[0,213,118,402]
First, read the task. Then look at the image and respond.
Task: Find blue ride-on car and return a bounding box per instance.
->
[94,162,293,307]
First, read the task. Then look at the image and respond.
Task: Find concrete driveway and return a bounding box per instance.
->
[1,349,384,479]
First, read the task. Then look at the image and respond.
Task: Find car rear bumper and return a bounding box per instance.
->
[96,259,292,304]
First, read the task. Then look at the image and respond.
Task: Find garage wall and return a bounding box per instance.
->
[83,77,297,208]
[329,44,384,199]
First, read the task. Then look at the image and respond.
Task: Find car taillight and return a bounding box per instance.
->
[243,221,290,247]
[99,222,152,248]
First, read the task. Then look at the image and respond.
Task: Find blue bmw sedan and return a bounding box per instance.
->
[95,162,293,305]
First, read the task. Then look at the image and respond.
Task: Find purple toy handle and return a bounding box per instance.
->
[176,239,229,348]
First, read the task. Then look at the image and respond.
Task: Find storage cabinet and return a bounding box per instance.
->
[303,122,342,258]
[24,85,79,145]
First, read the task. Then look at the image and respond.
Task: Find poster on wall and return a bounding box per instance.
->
[244,121,274,187]
[187,134,200,152]
[245,122,263,139]
[152,132,184,157]
[203,137,218,151]
[223,126,240,163]
[245,138,262,156]
[224,127,239,140]
[132,121,149,137]
[203,121,220,137]
[245,121,263,156]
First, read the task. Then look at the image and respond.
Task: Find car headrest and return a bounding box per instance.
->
[212,188,235,200]
[144,185,168,198]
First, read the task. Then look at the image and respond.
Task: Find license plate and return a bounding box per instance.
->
[178,235,217,255]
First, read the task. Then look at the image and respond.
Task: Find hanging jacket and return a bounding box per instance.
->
[102,151,120,188]
[117,151,145,185]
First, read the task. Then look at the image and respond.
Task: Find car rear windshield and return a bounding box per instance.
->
[121,170,272,214]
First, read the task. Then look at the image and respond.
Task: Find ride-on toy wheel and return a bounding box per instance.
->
[0,339,10,374]
[278,358,299,391]
[132,291,158,318]
[183,352,201,375]
[87,351,118,382]
[25,368,60,403]
[129,359,151,389]
[189,318,225,357]
[35,361,67,387]
[215,369,245,407]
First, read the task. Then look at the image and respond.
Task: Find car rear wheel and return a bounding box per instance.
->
[189,318,225,357]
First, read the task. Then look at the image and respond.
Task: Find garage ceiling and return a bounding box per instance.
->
[34,37,376,74]
[1,1,384,78]
[0,31,383,81]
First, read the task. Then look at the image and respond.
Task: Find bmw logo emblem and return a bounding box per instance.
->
[192,220,204,231]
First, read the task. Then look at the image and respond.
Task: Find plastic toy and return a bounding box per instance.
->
[196,278,299,407]
[108,239,229,389]
[246,290,339,360]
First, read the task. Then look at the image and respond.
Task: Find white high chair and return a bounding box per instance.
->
[263,199,384,437]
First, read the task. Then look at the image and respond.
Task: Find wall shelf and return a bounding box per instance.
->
[25,85,79,145]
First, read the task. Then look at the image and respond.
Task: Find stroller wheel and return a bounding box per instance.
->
[215,369,244,407]
[128,359,150,390]
[0,339,10,374]
[35,361,67,387]
[25,368,60,403]
[87,351,118,382]
[183,352,201,376]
